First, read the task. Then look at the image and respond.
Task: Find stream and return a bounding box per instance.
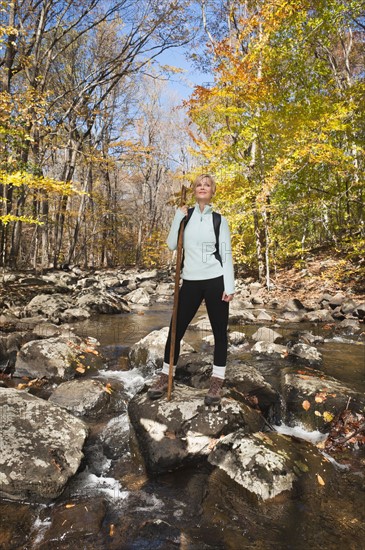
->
[1,304,364,549]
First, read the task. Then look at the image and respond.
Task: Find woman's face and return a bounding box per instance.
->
[194,177,214,202]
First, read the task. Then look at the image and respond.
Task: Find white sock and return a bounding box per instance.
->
[212,365,226,380]
[162,362,176,376]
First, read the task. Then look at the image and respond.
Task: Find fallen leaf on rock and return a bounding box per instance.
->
[302,400,311,411]
[165,431,176,440]
[315,411,322,417]
[65,503,75,509]
[104,383,113,394]
[75,366,85,374]
[109,524,115,536]
[317,474,325,486]
[323,411,334,422]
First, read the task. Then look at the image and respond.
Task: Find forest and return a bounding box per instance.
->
[1,0,364,284]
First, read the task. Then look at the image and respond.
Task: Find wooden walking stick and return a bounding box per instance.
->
[167,185,187,401]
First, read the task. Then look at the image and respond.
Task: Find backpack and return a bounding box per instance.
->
[181,207,222,267]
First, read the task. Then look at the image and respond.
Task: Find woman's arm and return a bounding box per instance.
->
[220,216,235,296]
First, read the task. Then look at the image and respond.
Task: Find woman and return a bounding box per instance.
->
[148,174,235,405]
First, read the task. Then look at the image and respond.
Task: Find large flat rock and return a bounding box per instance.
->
[0,388,88,501]
[128,384,263,474]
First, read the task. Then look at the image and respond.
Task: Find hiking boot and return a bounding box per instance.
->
[204,376,224,406]
[147,373,170,400]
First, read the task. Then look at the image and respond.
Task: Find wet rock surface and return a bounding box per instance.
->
[208,430,331,500]
[128,384,264,474]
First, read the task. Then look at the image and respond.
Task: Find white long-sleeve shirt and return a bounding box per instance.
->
[167,203,235,295]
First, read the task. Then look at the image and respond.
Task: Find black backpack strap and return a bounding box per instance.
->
[213,212,222,266]
[184,207,194,227]
[181,208,194,270]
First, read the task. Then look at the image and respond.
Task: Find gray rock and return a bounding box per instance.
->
[281,368,365,430]
[76,277,99,289]
[155,282,174,296]
[41,272,77,287]
[0,388,88,501]
[339,318,361,333]
[14,335,103,382]
[49,379,111,417]
[24,293,73,319]
[303,310,334,323]
[124,288,150,305]
[281,311,306,322]
[136,269,158,281]
[256,310,273,322]
[283,298,307,311]
[60,307,91,322]
[32,322,63,339]
[208,430,330,501]
[340,299,358,315]
[252,327,282,343]
[251,341,287,358]
[190,316,212,331]
[128,384,263,474]
[299,331,324,345]
[128,327,194,371]
[76,290,130,314]
[102,413,130,459]
[225,362,280,422]
[287,343,322,365]
[249,282,262,294]
[229,308,256,323]
[328,293,346,308]
[228,331,246,345]
[355,303,365,319]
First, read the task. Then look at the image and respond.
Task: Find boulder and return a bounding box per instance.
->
[136,269,158,281]
[101,413,131,459]
[281,367,365,431]
[299,331,324,345]
[128,384,263,474]
[208,430,331,501]
[155,282,174,297]
[229,308,256,323]
[252,327,282,343]
[0,388,88,501]
[251,341,287,358]
[24,293,73,320]
[328,293,346,308]
[338,319,361,333]
[256,310,273,322]
[129,327,194,372]
[355,303,365,319]
[228,331,246,345]
[124,288,150,305]
[189,316,212,331]
[283,298,307,312]
[303,310,334,323]
[287,343,322,365]
[32,322,63,339]
[340,299,358,315]
[76,290,130,314]
[49,379,126,418]
[225,362,281,422]
[281,311,306,322]
[14,335,103,382]
[59,308,91,322]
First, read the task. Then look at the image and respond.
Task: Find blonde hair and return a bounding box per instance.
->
[193,174,216,195]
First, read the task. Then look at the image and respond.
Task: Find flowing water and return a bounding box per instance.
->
[1,304,365,549]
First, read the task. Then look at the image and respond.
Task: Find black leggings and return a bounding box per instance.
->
[164,276,229,367]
